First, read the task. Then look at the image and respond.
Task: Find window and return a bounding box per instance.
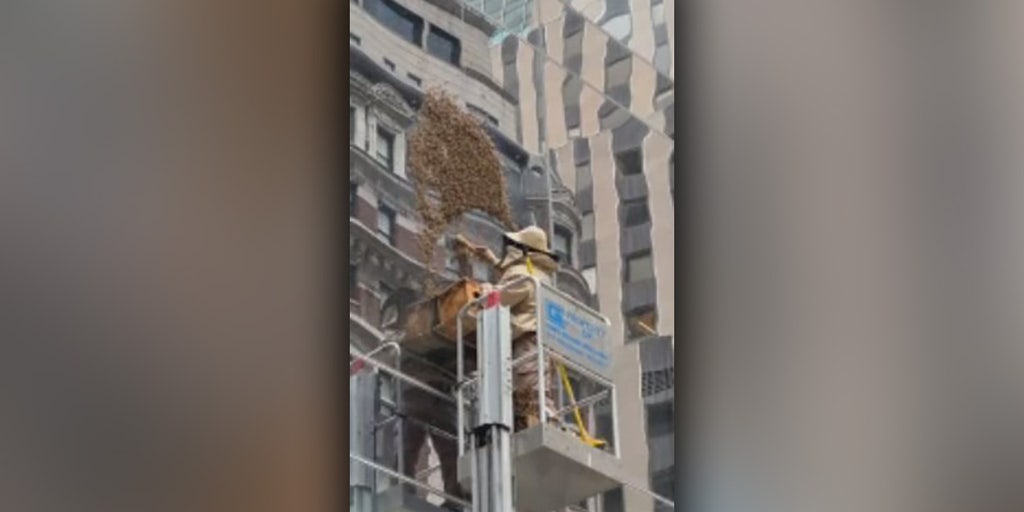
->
[646,402,674,438]
[472,260,490,281]
[553,226,572,265]
[350,33,361,45]
[581,212,595,239]
[376,127,395,170]
[669,152,675,205]
[349,183,358,217]
[384,58,396,71]
[625,252,654,282]
[377,204,396,244]
[467,104,498,126]
[651,467,675,511]
[615,149,643,175]
[407,73,421,87]
[379,281,394,299]
[621,198,650,227]
[627,306,657,338]
[581,267,597,292]
[365,0,424,45]
[426,26,461,65]
[350,105,357,144]
[350,265,358,295]
[602,488,624,512]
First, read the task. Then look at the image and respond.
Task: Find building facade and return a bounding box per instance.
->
[349,0,674,509]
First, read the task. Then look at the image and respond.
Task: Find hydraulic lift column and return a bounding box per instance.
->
[350,371,378,512]
[471,295,514,512]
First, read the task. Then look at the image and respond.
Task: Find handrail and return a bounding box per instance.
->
[362,340,403,479]
[550,390,609,418]
[350,346,454,403]
[544,347,616,388]
[374,413,460,442]
[619,480,676,509]
[350,453,471,509]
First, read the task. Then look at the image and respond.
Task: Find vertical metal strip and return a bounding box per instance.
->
[395,350,404,488]
[535,281,546,425]
[611,385,621,458]
[457,310,465,456]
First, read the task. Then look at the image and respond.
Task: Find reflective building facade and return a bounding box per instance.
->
[349,0,674,508]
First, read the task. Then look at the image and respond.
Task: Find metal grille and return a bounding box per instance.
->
[641,367,674,397]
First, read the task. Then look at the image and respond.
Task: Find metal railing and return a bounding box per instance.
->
[453,274,622,456]
[348,344,677,511]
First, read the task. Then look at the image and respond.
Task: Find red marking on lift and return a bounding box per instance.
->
[485,291,501,309]
[350,358,366,375]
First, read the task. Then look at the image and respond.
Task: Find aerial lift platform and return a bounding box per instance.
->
[452,276,626,512]
[353,276,628,512]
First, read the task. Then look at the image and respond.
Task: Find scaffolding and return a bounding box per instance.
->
[350,276,674,512]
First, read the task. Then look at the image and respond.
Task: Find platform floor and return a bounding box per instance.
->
[457,424,623,512]
[375,485,454,512]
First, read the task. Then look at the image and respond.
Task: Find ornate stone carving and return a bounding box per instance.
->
[350,238,367,264]
[350,72,373,100]
[371,83,414,120]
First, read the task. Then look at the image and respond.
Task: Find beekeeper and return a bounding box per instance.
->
[453,225,561,430]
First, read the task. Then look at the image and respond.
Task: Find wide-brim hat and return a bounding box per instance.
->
[501,226,560,272]
[503,226,551,254]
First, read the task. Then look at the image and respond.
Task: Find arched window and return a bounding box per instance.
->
[552,225,573,266]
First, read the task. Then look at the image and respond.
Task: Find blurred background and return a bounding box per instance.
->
[687,2,1024,511]
[3,0,1024,511]
[0,1,334,511]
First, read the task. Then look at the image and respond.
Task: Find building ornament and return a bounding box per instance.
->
[371,82,415,122]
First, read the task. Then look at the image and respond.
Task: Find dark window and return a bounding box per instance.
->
[627,306,657,338]
[426,26,461,65]
[350,183,358,217]
[350,34,361,45]
[350,265,358,295]
[625,252,653,282]
[408,73,421,87]
[467,104,498,126]
[651,467,675,511]
[602,488,624,512]
[349,105,356,143]
[376,127,395,170]
[365,0,424,45]
[445,252,459,271]
[377,204,396,244]
[645,401,674,438]
[669,151,675,205]
[553,225,572,265]
[384,58,396,71]
[581,212,594,239]
[472,260,490,281]
[615,149,643,175]
[621,198,650,227]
